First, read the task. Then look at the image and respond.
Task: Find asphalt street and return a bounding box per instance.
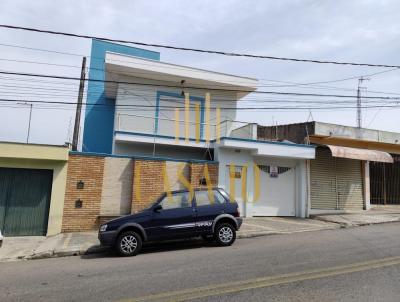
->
[1,223,400,302]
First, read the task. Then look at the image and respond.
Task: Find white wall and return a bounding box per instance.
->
[114,76,239,140]
[215,146,308,218]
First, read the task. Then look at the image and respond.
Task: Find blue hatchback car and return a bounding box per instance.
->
[99,188,242,256]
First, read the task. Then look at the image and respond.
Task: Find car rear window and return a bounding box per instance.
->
[195,190,226,206]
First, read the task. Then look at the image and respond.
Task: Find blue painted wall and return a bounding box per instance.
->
[82,39,160,153]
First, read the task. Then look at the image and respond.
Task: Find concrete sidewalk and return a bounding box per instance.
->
[312,205,400,227]
[2,208,398,262]
[0,217,338,262]
[0,232,103,262]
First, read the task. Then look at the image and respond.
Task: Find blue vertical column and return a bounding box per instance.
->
[82,39,160,153]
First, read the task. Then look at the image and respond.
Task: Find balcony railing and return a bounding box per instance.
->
[116,113,255,141]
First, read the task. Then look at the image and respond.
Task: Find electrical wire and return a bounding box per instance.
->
[1,24,399,68]
[1,69,400,100]
[1,97,400,111]
[1,43,400,95]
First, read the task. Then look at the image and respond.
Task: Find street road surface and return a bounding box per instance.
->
[1,223,400,301]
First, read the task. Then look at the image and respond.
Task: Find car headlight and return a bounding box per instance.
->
[100,224,108,232]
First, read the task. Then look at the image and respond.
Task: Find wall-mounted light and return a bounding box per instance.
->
[75,199,83,208]
[77,180,84,189]
[199,177,207,186]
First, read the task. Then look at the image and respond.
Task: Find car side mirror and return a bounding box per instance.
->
[153,204,162,212]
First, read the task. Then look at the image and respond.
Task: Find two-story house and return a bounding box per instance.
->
[81,40,315,218]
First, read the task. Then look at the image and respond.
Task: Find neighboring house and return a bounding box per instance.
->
[258,121,400,214]
[0,142,69,236]
[78,40,316,219]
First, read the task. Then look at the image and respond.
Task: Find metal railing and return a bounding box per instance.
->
[116,113,255,141]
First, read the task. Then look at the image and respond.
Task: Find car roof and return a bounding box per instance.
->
[167,187,223,195]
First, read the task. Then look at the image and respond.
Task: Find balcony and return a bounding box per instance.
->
[114,113,256,148]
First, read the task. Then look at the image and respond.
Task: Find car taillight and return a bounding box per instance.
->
[234,207,240,217]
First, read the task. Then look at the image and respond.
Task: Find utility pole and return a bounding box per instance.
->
[72,57,87,151]
[356,76,369,128]
[18,102,33,143]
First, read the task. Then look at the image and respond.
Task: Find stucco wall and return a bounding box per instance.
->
[100,157,133,216]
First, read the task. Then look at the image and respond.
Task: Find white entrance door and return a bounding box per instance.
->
[253,165,296,216]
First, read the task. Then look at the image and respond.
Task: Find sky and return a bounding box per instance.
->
[0,0,399,145]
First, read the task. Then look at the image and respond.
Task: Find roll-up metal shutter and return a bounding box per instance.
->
[310,147,364,210]
[0,168,53,236]
[336,158,363,209]
[310,148,337,209]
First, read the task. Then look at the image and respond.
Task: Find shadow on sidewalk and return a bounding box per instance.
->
[81,238,216,260]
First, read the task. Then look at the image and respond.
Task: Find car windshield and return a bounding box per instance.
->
[144,193,166,210]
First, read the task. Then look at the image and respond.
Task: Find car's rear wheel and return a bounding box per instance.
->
[116,231,142,256]
[214,223,236,246]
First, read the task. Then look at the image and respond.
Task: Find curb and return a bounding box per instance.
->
[3,219,399,262]
[311,217,400,228]
[24,245,109,261]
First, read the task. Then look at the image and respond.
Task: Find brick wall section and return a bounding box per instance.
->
[257,122,315,144]
[130,161,219,212]
[190,163,218,189]
[62,155,105,232]
[62,155,220,231]
[131,160,165,213]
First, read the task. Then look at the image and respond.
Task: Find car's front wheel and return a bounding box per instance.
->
[116,231,142,256]
[214,223,236,246]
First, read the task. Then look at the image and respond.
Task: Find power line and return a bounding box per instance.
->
[1,24,400,68]
[2,42,400,94]
[1,85,398,105]
[1,69,400,100]
[1,98,400,111]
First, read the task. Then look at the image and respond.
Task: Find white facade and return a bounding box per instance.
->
[214,138,315,218]
[102,52,317,218]
[104,51,258,159]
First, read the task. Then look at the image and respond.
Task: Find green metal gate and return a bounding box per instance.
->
[0,168,53,236]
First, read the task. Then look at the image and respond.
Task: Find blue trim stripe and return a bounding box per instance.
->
[219,136,316,149]
[115,130,208,143]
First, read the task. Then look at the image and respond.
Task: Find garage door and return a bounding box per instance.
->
[0,168,53,236]
[253,165,296,216]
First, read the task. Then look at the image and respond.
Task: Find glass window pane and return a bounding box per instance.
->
[214,190,227,204]
[195,190,226,207]
[160,192,191,210]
